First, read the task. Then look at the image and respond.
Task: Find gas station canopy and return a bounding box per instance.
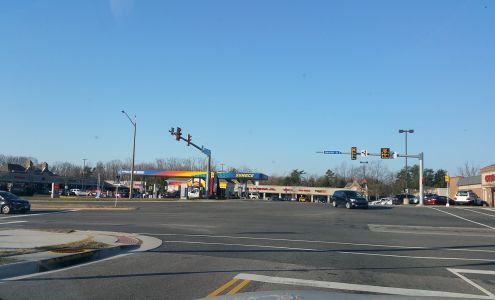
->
[118,170,268,181]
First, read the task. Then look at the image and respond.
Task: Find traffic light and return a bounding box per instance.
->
[351,147,357,160]
[169,127,175,136]
[186,134,192,146]
[380,148,390,159]
[175,127,182,141]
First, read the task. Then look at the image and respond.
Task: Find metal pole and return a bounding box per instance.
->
[206,155,211,198]
[419,152,424,205]
[82,158,87,191]
[129,118,136,200]
[405,132,408,194]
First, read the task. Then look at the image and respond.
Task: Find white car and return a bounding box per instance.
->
[454,191,482,205]
[70,189,90,196]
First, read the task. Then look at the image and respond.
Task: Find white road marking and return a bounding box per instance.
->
[0,220,27,225]
[144,233,424,249]
[430,207,495,230]
[0,210,78,219]
[234,273,494,299]
[457,208,495,218]
[143,232,495,254]
[448,269,495,298]
[163,240,495,262]
[160,224,217,228]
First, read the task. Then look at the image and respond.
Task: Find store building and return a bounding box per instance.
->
[481,164,495,207]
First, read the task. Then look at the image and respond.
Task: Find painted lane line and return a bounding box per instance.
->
[430,207,495,230]
[142,232,495,254]
[457,208,495,218]
[0,221,27,225]
[144,233,424,249]
[226,280,250,296]
[234,273,493,299]
[164,240,495,262]
[0,210,78,219]
[448,269,495,298]
[164,240,319,251]
[207,278,239,298]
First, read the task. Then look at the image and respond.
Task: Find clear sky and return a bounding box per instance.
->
[1,0,494,176]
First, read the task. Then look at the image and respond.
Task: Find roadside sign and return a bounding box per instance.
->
[323,151,342,154]
[392,151,398,159]
[445,175,450,183]
[360,150,368,157]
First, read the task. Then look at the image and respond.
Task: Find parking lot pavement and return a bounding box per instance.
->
[0,202,494,299]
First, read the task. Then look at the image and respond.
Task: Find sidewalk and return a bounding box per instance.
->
[0,229,162,279]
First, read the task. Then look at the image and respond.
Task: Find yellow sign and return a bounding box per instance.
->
[445,175,450,183]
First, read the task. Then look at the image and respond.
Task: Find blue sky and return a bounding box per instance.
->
[1,0,493,176]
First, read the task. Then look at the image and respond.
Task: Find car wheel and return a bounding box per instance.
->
[332,201,337,207]
[345,202,351,209]
[1,205,11,214]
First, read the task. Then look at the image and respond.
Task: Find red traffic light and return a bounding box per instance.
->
[381,147,390,159]
[351,147,357,160]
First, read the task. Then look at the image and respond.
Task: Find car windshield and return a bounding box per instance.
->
[457,191,469,196]
[0,192,19,200]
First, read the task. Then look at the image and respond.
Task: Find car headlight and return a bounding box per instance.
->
[350,199,356,202]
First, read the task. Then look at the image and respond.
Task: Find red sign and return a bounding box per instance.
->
[485,174,495,183]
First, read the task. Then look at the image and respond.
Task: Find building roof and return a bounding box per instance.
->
[481,164,495,172]
[457,175,481,186]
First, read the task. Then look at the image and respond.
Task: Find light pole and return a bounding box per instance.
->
[398,129,414,195]
[82,158,87,190]
[122,110,136,200]
[360,161,368,200]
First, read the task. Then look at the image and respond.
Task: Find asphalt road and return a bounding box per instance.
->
[1,201,494,300]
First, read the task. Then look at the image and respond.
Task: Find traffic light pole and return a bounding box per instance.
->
[169,128,212,198]
[317,150,425,205]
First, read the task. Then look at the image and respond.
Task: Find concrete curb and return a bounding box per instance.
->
[0,244,137,280]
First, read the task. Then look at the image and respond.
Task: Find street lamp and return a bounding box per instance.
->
[122,110,136,200]
[398,129,414,195]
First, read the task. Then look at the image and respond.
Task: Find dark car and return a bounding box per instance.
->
[0,191,31,214]
[394,194,419,205]
[331,190,368,209]
[424,195,455,206]
[269,195,283,201]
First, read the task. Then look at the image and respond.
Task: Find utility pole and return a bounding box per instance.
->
[122,110,137,200]
[82,158,87,191]
[360,161,368,200]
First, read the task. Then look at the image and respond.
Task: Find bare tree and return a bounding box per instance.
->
[457,161,480,177]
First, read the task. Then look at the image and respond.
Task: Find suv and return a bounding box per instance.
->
[455,191,482,205]
[331,190,368,209]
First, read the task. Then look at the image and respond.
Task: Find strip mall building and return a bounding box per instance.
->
[450,164,495,207]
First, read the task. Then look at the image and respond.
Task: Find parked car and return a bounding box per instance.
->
[269,195,283,201]
[248,193,260,199]
[424,195,455,205]
[331,190,368,209]
[0,191,31,214]
[394,194,419,204]
[454,191,482,205]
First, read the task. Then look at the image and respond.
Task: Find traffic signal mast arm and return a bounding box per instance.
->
[317,151,420,158]
[169,127,208,154]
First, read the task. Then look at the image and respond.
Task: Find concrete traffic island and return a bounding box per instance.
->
[0,229,162,279]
